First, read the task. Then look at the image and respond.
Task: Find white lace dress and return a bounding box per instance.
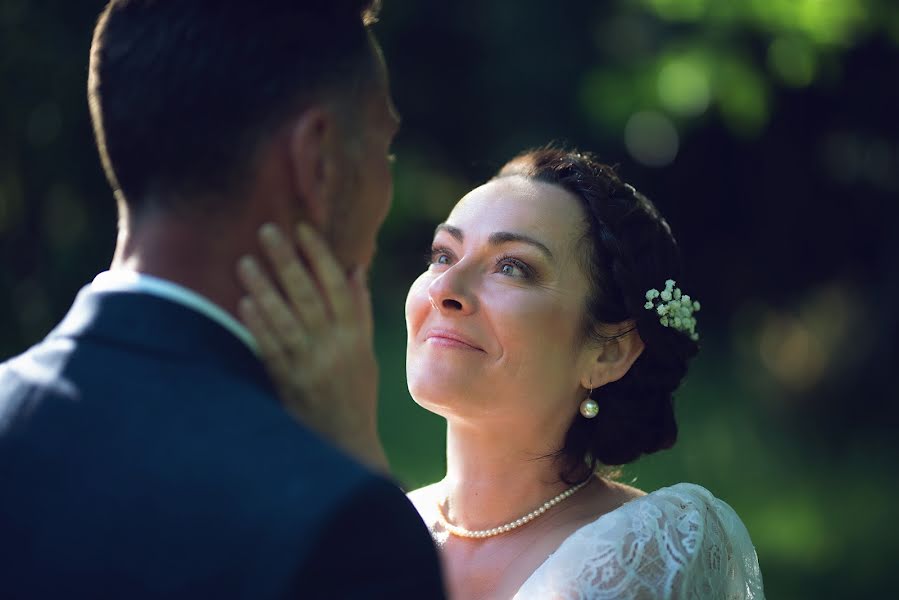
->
[513,483,765,599]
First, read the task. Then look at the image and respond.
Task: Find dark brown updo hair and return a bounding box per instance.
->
[495,146,700,482]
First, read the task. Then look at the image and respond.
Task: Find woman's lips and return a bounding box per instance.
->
[424,328,485,352]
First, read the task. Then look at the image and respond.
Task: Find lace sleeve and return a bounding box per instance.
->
[514,483,765,600]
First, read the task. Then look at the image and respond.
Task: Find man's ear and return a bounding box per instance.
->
[581,322,645,390]
[286,107,341,230]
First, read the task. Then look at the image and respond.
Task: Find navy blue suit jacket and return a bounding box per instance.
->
[0,287,445,599]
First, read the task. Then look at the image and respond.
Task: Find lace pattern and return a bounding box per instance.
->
[513,483,765,599]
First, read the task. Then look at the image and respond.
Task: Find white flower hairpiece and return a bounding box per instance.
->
[644,279,701,341]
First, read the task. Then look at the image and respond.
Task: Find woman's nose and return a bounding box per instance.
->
[427,267,476,315]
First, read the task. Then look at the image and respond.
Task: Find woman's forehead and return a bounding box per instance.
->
[447,176,586,237]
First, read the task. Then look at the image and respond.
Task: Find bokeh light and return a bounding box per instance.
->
[768,36,818,87]
[624,110,679,167]
[657,55,711,116]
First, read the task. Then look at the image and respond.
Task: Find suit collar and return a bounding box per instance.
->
[49,286,275,394]
[91,270,257,355]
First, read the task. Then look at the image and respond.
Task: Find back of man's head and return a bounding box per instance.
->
[88,0,381,218]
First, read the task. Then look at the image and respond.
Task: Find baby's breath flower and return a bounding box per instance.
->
[643,280,701,341]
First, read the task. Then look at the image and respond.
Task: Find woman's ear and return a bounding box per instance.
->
[285,107,341,230]
[581,321,645,390]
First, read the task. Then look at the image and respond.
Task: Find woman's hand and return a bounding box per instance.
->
[235,222,388,473]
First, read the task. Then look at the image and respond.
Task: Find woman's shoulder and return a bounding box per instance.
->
[624,481,756,537]
[604,481,761,562]
[600,477,647,504]
[516,481,765,599]
[622,481,727,513]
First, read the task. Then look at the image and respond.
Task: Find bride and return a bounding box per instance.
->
[235,146,765,599]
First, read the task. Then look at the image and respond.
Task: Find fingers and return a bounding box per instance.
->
[257,224,328,333]
[242,222,369,349]
[237,296,292,382]
[236,256,308,354]
[295,223,354,327]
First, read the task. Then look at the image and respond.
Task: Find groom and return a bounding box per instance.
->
[0,1,444,598]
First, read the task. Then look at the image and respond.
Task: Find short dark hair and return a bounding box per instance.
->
[496,147,700,482]
[88,0,381,213]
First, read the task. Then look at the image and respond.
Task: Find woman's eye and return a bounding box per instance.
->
[497,257,532,279]
[425,246,454,267]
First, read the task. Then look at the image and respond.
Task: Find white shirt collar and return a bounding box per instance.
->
[91,270,258,355]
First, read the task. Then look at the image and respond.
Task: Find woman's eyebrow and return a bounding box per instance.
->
[489,232,554,261]
[434,223,463,242]
[434,223,554,261]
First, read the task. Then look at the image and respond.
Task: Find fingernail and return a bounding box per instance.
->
[238,256,258,275]
[259,223,279,244]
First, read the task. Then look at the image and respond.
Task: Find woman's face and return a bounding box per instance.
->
[405,175,597,428]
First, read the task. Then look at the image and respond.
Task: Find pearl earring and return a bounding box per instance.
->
[580,384,599,419]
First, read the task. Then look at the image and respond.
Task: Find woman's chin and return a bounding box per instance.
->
[407,381,517,428]
[407,373,478,418]
[409,395,454,420]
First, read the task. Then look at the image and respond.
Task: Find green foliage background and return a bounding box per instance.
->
[2,1,898,597]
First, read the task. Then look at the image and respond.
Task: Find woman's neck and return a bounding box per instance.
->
[441,419,575,532]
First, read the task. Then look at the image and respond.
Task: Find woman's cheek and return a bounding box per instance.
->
[405,272,431,332]
[496,294,568,348]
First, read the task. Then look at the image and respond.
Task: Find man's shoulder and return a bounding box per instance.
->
[0,328,376,502]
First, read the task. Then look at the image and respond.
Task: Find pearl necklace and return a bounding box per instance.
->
[436,479,590,539]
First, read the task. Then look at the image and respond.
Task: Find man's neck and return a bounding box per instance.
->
[111,212,256,321]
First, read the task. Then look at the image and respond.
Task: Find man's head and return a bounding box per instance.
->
[88,0,398,269]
